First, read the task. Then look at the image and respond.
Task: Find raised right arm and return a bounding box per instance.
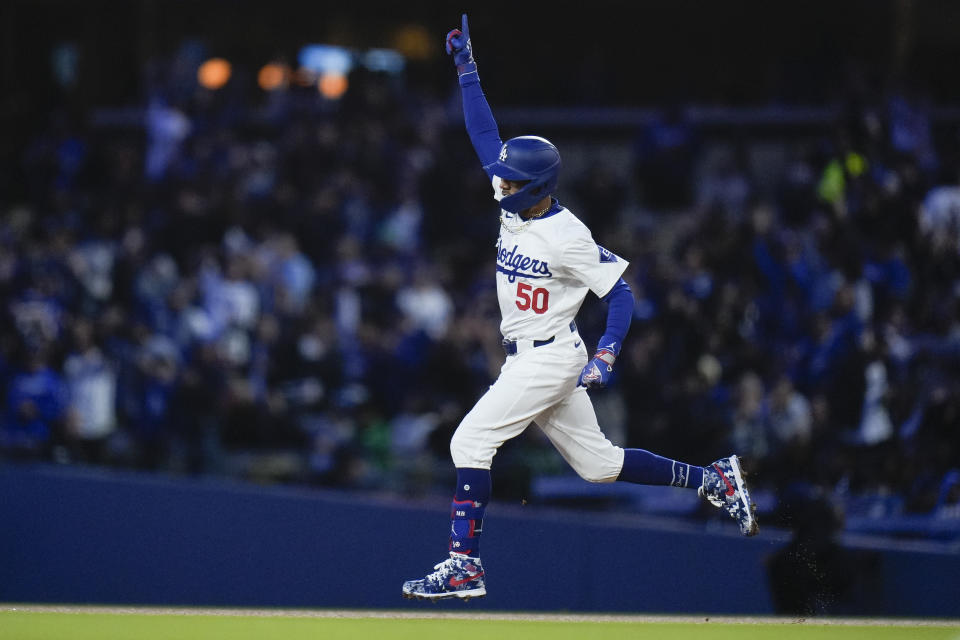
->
[446,14,503,177]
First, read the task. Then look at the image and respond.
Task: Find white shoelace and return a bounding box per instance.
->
[427,557,457,581]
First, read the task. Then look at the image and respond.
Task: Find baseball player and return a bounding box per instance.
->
[402,14,758,601]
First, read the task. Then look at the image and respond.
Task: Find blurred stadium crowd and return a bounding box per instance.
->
[2,45,959,537]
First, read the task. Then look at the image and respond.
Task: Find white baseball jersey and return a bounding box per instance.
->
[493,177,628,341]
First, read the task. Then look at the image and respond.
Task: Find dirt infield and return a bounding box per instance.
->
[2,605,958,627]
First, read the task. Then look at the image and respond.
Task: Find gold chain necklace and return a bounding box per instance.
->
[499,202,552,233]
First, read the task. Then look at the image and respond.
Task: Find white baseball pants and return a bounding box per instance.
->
[450,328,625,483]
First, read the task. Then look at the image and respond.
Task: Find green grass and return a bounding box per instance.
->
[1,612,959,640]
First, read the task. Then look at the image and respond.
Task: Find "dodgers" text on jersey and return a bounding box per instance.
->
[495,238,552,282]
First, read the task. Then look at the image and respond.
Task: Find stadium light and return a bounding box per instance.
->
[298,44,352,75]
[362,49,405,75]
[392,24,430,60]
[197,58,231,90]
[258,63,290,91]
[318,72,348,99]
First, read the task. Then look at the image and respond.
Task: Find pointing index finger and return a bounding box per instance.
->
[461,13,470,39]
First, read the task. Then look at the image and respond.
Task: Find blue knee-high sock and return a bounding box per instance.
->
[449,467,490,557]
[617,448,704,488]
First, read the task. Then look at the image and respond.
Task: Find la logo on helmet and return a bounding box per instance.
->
[499,145,508,162]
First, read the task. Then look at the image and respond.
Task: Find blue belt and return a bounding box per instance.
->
[502,321,577,356]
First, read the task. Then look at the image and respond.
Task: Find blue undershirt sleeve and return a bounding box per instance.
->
[459,72,503,177]
[597,278,634,357]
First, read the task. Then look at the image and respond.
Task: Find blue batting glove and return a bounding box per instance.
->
[578,349,616,389]
[445,14,475,73]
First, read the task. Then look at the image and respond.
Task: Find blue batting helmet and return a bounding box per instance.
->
[486,136,561,213]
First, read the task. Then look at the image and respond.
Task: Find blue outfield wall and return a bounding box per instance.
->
[1,463,958,616]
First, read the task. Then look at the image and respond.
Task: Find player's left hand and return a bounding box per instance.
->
[577,349,616,389]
